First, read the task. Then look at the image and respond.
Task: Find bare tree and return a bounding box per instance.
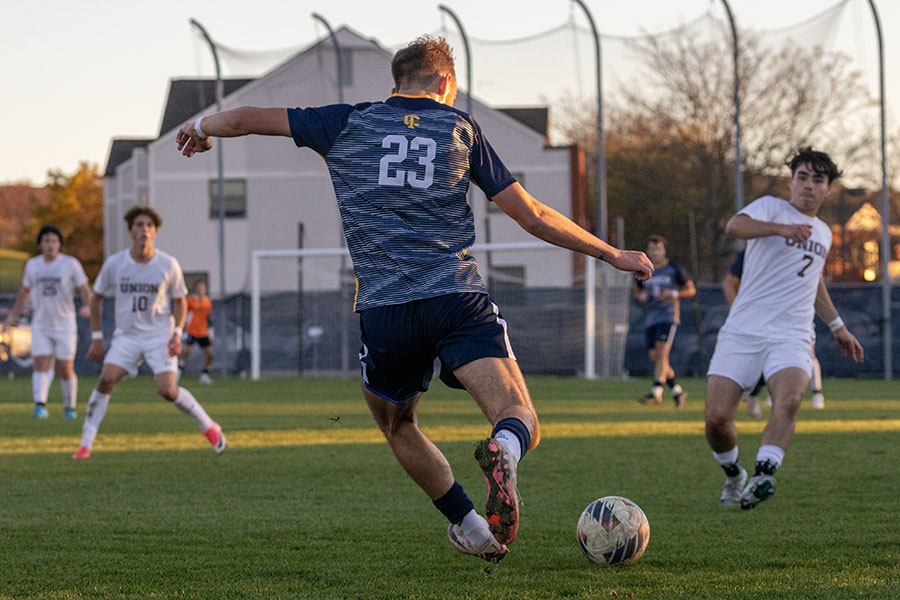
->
[554,25,883,281]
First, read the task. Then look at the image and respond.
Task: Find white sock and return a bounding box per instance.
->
[493,429,522,463]
[61,377,78,409]
[80,390,110,449]
[756,445,785,470]
[173,387,215,431]
[672,384,684,396]
[33,370,54,404]
[459,509,493,548]
[713,446,739,467]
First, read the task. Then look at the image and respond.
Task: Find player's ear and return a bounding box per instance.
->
[437,75,448,96]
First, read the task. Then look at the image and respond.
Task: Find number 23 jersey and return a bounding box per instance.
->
[287,95,515,312]
[721,195,832,341]
[93,249,188,337]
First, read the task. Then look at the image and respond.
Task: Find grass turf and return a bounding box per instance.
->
[1,375,898,599]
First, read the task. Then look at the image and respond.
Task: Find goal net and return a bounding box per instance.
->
[250,242,633,380]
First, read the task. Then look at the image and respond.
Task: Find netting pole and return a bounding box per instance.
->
[438,5,491,277]
[866,0,892,379]
[571,0,606,378]
[719,0,743,214]
[251,251,261,380]
[311,13,351,375]
[190,18,228,378]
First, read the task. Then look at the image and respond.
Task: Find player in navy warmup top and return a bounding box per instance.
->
[633,235,695,408]
[176,35,653,563]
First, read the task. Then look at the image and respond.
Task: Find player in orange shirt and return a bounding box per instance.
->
[179,280,214,383]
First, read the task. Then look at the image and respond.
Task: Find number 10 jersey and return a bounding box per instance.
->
[287,95,516,312]
[93,249,188,337]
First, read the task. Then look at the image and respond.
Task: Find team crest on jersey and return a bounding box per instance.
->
[404,114,420,129]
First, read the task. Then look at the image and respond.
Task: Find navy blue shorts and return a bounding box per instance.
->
[645,322,677,350]
[358,292,515,403]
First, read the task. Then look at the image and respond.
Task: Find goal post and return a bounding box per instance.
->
[250,242,632,380]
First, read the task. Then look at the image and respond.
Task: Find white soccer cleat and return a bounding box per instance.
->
[199,373,213,385]
[447,523,508,564]
[740,474,776,509]
[720,464,748,507]
[812,393,825,409]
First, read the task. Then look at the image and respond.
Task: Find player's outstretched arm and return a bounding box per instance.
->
[725,214,811,243]
[492,182,653,281]
[814,276,864,363]
[176,107,291,157]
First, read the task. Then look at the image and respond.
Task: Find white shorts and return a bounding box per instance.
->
[104,331,178,375]
[708,331,813,390]
[30,328,78,361]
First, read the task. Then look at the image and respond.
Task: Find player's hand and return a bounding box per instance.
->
[778,223,812,243]
[635,290,650,303]
[608,250,653,281]
[77,305,90,319]
[168,334,182,357]
[175,123,213,157]
[833,326,864,363]
[87,339,106,363]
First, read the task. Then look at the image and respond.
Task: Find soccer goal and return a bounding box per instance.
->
[250,242,633,380]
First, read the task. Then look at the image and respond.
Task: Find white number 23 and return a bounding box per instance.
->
[378,135,436,189]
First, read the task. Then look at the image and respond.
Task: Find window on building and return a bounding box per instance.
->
[208,179,247,219]
[183,272,209,293]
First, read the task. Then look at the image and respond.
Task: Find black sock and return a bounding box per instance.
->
[666,377,677,388]
[433,481,475,525]
[754,460,778,476]
[721,462,742,478]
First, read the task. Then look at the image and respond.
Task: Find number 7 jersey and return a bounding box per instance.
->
[287,95,516,312]
[721,195,832,341]
[93,249,188,337]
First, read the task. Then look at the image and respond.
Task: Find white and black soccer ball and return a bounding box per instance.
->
[576,496,650,566]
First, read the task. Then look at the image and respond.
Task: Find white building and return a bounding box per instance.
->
[103,27,583,297]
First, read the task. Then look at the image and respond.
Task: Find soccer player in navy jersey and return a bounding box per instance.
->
[633,234,695,408]
[176,35,653,563]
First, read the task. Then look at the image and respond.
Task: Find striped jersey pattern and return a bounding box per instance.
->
[288,96,515,311]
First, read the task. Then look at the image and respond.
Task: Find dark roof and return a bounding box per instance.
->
[498,107,548,138]
[158,78,254,137]
[104,139,153,177]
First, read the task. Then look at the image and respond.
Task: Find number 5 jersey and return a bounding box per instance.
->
[93,249,188,337]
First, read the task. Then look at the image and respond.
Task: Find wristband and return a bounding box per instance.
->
[671,290,679,299]
[194,116,207,138]
[828,317,845,332]
[91,331,103,341]
[173,327,183,337]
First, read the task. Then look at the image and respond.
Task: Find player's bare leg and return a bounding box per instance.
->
[454,357,538,545]
[740,367,808,509]
[363,384,505,561]
[705,375,747,505]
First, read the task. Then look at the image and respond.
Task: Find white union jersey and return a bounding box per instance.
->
[93,249,188,337]
[722,195,832,341]
[22,254,88,332]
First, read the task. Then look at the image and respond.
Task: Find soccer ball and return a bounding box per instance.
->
[576,496,650,566]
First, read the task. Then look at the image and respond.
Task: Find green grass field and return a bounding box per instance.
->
[1,375,899,599]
